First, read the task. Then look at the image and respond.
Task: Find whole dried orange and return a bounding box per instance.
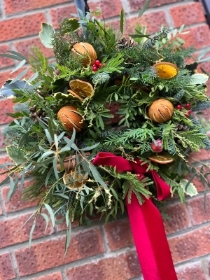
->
[57,105,83,132]
[153,62,178,79]
[71,42,97,66]
[148,99,174,123]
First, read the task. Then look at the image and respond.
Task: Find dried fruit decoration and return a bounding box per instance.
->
[57,105,83,132]
[153,62,178,79]
[68,79,94,101]
[71,42,97,66]
[148,99,174,123]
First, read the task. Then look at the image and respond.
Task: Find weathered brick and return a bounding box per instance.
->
[180,25,210,50]
[164,202,190,234]
[188,149,210,163]
[15,228,104,276]
[0,45,14,68]
[0,213,54,249]
[56,218,79,232]
[168,226,210,263]
[104,219,134,251]
[0,253,15,280]
[66,251,141,280]
[5,0,70,15]
[0,98,14,124]
[14,38,54,59]
[176,263,207,280]
[2,180,37,213]
[31,271,63,280]
[126,11,167,34]
[187,194,210,225]
[170,2,206,28]
[50,5,77,29]
[0,13,46,42]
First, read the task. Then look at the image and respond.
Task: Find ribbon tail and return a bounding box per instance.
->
[126,193,178,280]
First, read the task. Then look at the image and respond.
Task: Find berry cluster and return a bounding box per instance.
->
[176,103,192,117]
[151,139,163,153]
[92,60,102,71]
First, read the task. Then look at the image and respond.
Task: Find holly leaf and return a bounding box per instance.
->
[180,179,198,197]
[190,73,208,85]
[39,23,54,48]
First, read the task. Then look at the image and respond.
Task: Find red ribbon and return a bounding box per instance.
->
[92,152,177,280]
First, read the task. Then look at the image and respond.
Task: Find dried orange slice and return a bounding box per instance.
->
[148,154,174,164]
[69,79,94,101]
[153,62,178,79]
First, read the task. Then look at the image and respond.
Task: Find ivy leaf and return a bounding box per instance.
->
[180,179,198,197]
[39,23,54,48]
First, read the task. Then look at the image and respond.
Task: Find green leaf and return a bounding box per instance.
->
[120,9,124,34]
[190,73,208,85]
[180,179,198,197]
[11,59,27,73]
[10,68,29,84]
[89,164,107,189]
[44,203,55,227]
[6,176,19,202]
[41,213,49,232]
[29,221,36,247]
[39,23,54,48]
[6,145,26,165]
[64,222,72,256]
[138,0,151,17]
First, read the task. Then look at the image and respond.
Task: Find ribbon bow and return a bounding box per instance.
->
[93,152,177,280]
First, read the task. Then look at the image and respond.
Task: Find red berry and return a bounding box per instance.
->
[176,104,182,110]
[151,139,163,153]
[187,110,192,115]
[95,60,101,67]
[92,66,98,71]
[185,103,191,109]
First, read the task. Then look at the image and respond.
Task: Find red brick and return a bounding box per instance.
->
[0,204,2,215]
[2,180,37,213]
[15,228,104,276]
[0,253,15,280]
[31,271,63,280]
[168,225,210,263]
[187,194,210,225]
[66,251,141,280]
[0,70,11,88]
[180,25,210,50]
[0,127,6,149]
[170,3,206,28]
[129,0,181,12]
[0,155,13,182]
[0,13,46,42]
[126,11,167,35]
[188,149,210,163]
[0,98,14,124]
[100,0,122,19]
[164,202,190,234]
[0,213,54,249]
[104,219,134,251]
[0,45,14,68]
[50,5,77,29]
[5,0,70,15]
[14,38,54,59]
[176,263,206,280]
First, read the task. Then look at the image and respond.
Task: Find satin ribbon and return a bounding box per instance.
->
[92,152,177,280]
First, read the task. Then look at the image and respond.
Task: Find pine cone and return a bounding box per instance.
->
[29,105,46,122]
[175,124,189,131]
[117,36,137,49]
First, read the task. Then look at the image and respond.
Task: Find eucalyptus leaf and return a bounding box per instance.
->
[190,74,208,85]
[44,203,55,227]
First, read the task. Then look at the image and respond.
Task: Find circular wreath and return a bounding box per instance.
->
[1,11,210,244]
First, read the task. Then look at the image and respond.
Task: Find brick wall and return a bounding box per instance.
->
[0,0,210,279]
